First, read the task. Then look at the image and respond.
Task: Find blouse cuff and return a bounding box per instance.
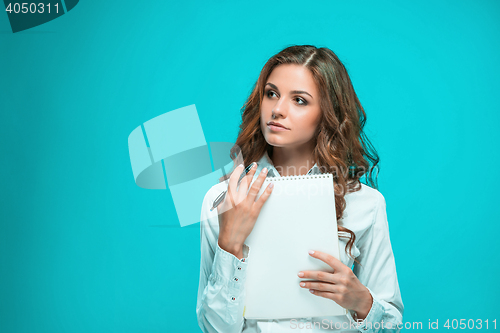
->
[348,286,385,332]
[212,242,250,292]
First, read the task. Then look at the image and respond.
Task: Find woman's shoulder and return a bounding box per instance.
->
[342,182,385,229]
[199,182,230,247]
[346,182,384,202]
[200,181,229,223]
[203,180,229,204]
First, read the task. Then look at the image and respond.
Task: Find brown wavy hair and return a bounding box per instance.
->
[218,45,380,266]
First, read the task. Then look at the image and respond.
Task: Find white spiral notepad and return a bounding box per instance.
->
[243,173,346,320]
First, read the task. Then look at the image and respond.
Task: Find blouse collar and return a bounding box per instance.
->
[254,150,321,178]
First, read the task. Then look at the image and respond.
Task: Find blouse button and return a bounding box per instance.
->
[234,277,239,281]
[231,296,236,301]
[237,266,241,270]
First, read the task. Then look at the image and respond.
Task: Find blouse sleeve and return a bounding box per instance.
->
[350,192,404,332]
[196,188,250,333]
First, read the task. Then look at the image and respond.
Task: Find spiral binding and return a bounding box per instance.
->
[263,173,333,182]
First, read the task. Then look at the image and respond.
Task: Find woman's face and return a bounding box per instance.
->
[260,64,322,149]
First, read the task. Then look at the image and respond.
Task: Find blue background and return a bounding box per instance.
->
[1,1,499,332]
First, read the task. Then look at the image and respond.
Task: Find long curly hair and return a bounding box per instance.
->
[218,45,380,265]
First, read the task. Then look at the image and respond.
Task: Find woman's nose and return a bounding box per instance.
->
[272,100,288,118]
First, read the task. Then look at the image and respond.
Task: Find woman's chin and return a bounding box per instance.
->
[267,141,288,148]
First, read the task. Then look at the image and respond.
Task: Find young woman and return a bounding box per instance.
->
[196,45,404,332]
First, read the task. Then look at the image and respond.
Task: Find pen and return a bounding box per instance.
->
[210,162,257,211]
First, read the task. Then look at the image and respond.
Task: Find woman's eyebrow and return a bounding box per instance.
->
[265,82,313,99]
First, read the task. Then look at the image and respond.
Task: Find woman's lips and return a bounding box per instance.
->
[267,124,290,131]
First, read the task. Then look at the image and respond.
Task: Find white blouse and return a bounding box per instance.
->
[196,151,404,332]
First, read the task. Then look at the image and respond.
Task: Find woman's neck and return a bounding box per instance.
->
[270,145,316,177]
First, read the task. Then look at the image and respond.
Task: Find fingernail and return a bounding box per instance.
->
[269,183,274,188]
[300,282,305,287]
[262,167,268,173]
[238,163,244,168]
[309,289,314,294]
[308,250,314,255]
[298,272,304,277]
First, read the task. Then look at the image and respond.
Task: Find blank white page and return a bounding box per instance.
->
[243,173,346,320]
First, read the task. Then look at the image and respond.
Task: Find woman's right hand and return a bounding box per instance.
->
[217,163,274,259]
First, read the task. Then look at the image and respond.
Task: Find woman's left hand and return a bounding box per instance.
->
[298,250,373,319]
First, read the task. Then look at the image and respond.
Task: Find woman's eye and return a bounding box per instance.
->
[266,90,307,106]
[295,97,307,105]
[266,90,277,98]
